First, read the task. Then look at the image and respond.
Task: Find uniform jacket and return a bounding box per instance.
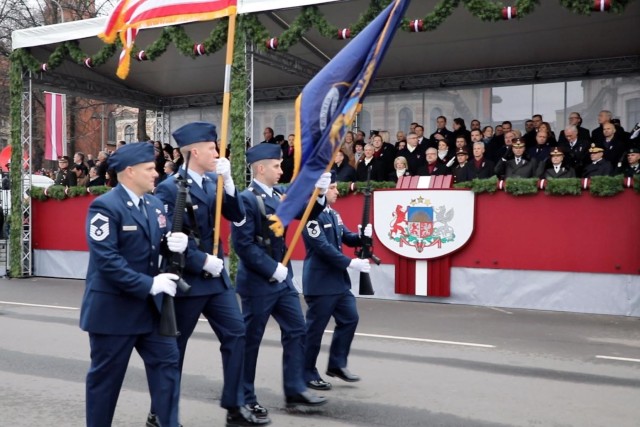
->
[80,184,169,335]
[154,171,245,297]
[583,159,613,178]
[232,180,325,297]
[495,157,539,179]
[302,208,362,296]
[542,166,576,179]
[54,168,77,186]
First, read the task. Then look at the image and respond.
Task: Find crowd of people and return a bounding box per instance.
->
[299,110,639,185]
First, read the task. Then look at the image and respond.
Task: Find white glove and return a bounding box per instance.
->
[271,262,288,283]
[150,273,179,296]
[203,254,224,276]
[216,157,235,195]
[166,231,188,254]
[358,224,373,238]
[348,258,371,273]
[314,172,332,195]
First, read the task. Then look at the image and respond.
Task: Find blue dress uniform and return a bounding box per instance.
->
[153,122,251,415]
[232,144,326,407]
[80,143,180,427]
[302,202,362,384]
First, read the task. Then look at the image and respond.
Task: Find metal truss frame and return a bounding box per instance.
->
[154,108,170,145]
[20,73,33,276]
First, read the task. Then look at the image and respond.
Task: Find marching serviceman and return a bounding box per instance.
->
[302,171,370,391]
[231,144,331,418]
[80,142,189,427]
[153,122,269,427]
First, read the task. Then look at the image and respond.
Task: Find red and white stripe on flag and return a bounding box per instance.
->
[45,92,66,161]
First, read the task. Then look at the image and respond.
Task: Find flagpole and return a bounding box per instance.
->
[213,13,237,255]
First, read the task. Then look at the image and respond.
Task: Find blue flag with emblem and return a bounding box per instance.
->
[270,0,410,234]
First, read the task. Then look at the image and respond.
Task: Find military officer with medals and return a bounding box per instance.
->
[301,171,371,391]
[80,142,189,427]
[232,144,331,417]
[153,122,269,427]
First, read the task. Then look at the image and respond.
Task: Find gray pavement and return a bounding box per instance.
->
[1,276,639,427]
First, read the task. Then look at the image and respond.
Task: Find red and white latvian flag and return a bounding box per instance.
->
[100,0,238,79]
[44,92,67,161]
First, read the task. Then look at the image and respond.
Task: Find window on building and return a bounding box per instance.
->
[124,125,135,143]
[107,113,116,143]
[626,98,640,128]
[398,107,413,134]
[430,108,442,133]
[357,110,372,135]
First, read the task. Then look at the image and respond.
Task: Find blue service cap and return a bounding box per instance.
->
[246,143,282,164]
[172,122,218,148]
[109,143,155,173]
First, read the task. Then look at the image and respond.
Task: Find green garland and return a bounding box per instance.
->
[589,175,624,197]
[504,177,539,196]
[545,177,582,196]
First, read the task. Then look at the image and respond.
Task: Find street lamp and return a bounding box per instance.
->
[49,0,64,23]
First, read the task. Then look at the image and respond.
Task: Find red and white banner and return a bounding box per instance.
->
[44,92,66,161]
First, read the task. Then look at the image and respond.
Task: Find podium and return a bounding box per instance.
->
[393,175,454,297]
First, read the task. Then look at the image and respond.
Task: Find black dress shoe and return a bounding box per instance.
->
[244,402,269,419]
[326,367,361,382]
[226,406,272,427]
[285,390,328,408]
[307,379,332,391]
[146,412,183,427]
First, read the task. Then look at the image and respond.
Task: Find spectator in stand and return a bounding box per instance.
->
[591,110,612,144]
[162,161,176,181]
[395,131,406,147]
[482,126,494,144]
[162,143,173,162]
[417,147,450,176]
[558,112,590,145]
[583,142,613,177]
[414,125,428,148]
[494,124,503,137]
[96,151,109,180]
[541,147,576,179]
[452,147,473,184]
[371,133,396,179]
[389,156,411,183]
[332,149,356,183]
[73,164,89,187]
[409,122,418,134]
[451,118,471,148]
[523,114,542,148]
[429,116,452,149]
[260,127,276,144]
[538,122,557,146]
[470,129,484,146]
[470,119,481,132]
[54,156,77,187]
[87,166,105,187]
[353,141,365,165]
[355,143,384,182]
[610,118,630,141]
[153,143,166,185]
[277,134,294,183]
[355,130,366,145]
[396,132,425,176]
[341,131,357,167]
[524,120,535,135]
[617,146,640,177]
[74,152,87,170]
[558,125,589,177]
[487,121,511,159]
[469,142,495,179]
[528,130,551,163]
[437,139,454,165]
[488,129,518,164]
[396,140,407,151]
[495,137,538,179]
[602,122,626,166]
[172,147,184,169]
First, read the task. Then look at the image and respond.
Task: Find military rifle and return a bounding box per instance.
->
[354,165,380,295]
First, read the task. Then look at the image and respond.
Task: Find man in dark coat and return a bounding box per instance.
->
[583,142,613,178]
[468,142,495,179]
[495,138,538,179]
[416,147,450,176]
[541,147,576,179]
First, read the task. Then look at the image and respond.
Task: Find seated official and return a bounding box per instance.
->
[416,147,450,176]
[583,142,613,178]
[494,138,538,179]
[527,130,551,164]
[468,142,495,179]
[541,147,576,179]
[389,156,412,182]
[616,146,640,177]
[452,147,473,183]
[355,143,385,181]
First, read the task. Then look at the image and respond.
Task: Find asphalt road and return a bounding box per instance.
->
[1,276,639,427]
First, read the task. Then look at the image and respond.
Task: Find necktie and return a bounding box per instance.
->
[138,198,148,221]
[202,177,208,194]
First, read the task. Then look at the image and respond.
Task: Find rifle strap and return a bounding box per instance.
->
[248,187,274,259]
[184,191,206,252]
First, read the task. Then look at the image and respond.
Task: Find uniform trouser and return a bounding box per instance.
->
[241,287,307,403]
[150,288,246,411]
[86,328,180,427]
[303,291,359,382]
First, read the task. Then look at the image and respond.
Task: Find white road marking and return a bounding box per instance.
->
[488,306,513,315]
[0,301,78,310]
[596,355,640,363]
[326,330,495,348]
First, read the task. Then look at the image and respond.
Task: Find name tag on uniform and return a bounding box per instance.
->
[123,225,138,231]
[192,205,199,210]
[323,224,332,228]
